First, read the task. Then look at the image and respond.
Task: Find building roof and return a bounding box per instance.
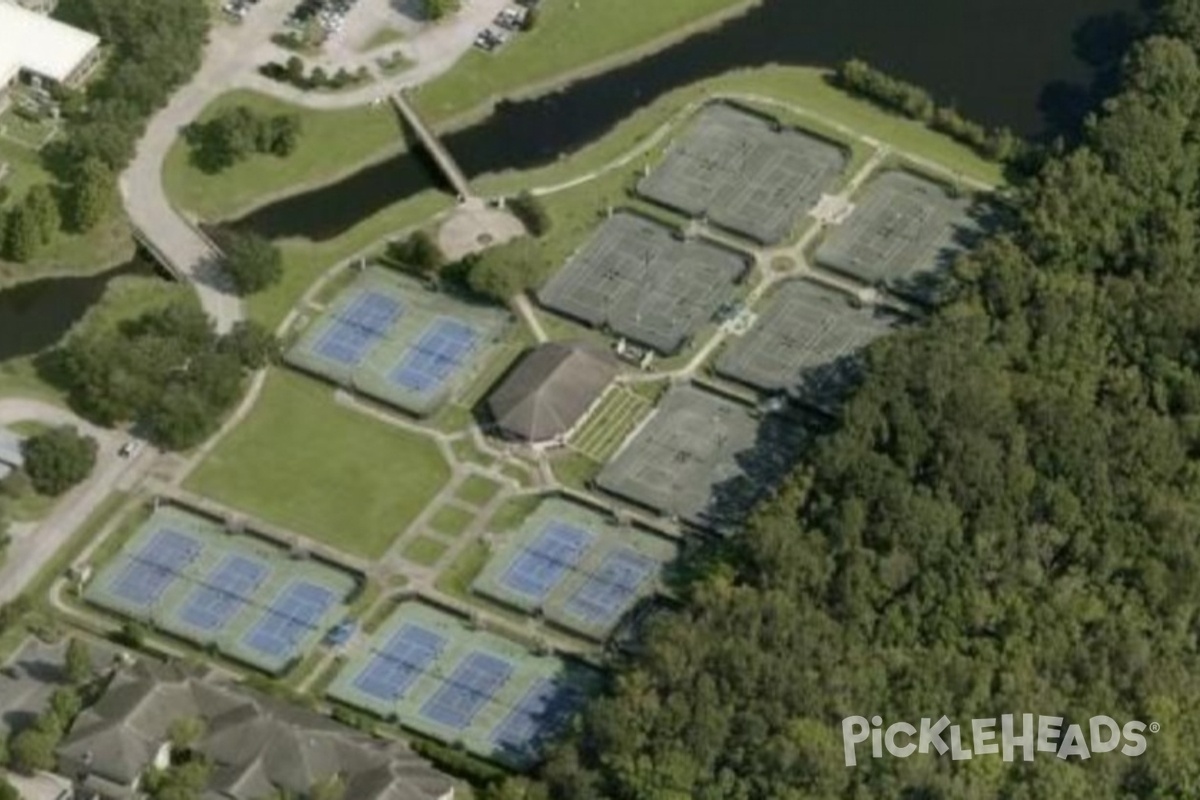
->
[58,660,453,800]
[487,342,619,442]
[0,2,100,84]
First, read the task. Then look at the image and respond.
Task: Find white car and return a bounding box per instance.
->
[118,441,141,459]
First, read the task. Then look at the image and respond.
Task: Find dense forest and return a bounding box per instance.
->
[494,3,1200,799]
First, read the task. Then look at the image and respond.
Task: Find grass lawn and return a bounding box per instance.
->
[0,357,63,405]
[162,89,407,220]
[428,504,476,538]
[401,535,449,566]
[486,494,540,533]
[413,0,758,124]
[550,450,601,492]
[436,539,489,598]
[449,437,496,469]
[361,26,406,52]
[498,462,534,488]
[186,370,451,559]
[455,475,501,507]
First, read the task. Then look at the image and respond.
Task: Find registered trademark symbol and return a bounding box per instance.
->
[1149,722,1161,734]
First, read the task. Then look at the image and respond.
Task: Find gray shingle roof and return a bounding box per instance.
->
[57,660,453,800]
[487,342,619,442]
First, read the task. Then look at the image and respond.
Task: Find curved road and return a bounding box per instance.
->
[122,0,506,332]
[0,400,155,605]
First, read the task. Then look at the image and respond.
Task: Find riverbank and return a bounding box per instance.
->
[412,0,763,126]
[161,90,408,221]
[236,63,999,329]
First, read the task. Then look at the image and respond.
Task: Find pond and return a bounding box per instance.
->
[236,0,1143,241]
[0,258,154,362]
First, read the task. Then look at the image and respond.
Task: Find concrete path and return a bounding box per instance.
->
[230,0,509,109]
[0,400,156,605]
[120,0,308,332]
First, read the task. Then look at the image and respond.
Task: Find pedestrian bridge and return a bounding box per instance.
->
[391,91,475,202]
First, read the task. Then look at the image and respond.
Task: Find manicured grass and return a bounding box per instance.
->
[428,505,476,538]
[360,26,406,52]
[550,450,601,492]
[455,475,501,507]
[413,0,758,124]
[163,89,407,220]
[401,535,449,567]
[0,357,62,405]
[499,462,535,488]
[436,539,489,599]
[486,494,540,533]
[449,437,497,469]
[186,370,452,559]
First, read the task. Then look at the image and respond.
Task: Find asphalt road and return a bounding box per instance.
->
[0,400,155,606]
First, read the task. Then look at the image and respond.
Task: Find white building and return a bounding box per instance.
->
[0,0,101,101]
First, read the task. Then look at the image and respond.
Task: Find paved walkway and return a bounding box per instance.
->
[0,400,156,605]
[121,0,308,332]
[122,0,506,330]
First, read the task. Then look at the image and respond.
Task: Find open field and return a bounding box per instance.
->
[163,90,406,221]
[413,0,760,124]
[186,370,451,558]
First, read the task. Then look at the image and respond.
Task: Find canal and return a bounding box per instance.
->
[236,0,1142,241]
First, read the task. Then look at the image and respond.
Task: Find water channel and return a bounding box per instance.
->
[0,0,1144,360]
[237,0,1143,240]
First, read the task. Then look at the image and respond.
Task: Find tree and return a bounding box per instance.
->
[261,114,302,157]
[8,727,58,774]
[385,230,444,279]
[507,192,551,237]
[466,239,549,302]
[218,321,279,369]
[285,55,305,85]
[184,106,261,173]
[216,228,283,295]
[0,776,18,800]
[65,158,117,232]
[115,620,147,648]
[23,184,60,245]
[64,638,92,684]
[531,13,1200,800]
[168,716,206,751]
[308,775,344,800]
[20,426,98,496]
[3,203,40,262]
[424,0,461,21]
[48,687,81,724]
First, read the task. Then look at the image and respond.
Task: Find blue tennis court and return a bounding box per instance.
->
[243,581,336,659]
[110,529,201,608]
[491,678,582,755]
[388,318,479,394]
[501,522,594,602]
[421,652,513,731]
[354,624,445,702]
[564,550,656,625]
[312,291,402,366]
[178,555,270,632]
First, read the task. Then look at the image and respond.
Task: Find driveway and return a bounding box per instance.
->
[0,400,155,605]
